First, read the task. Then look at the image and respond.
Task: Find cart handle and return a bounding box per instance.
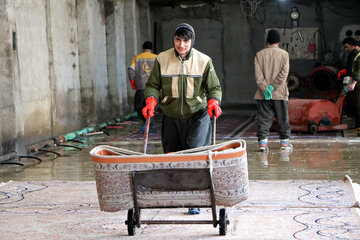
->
[212,116,216,145]
[143,115,150,154]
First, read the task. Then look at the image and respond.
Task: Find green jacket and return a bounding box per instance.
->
[352,52,360,82]
[145,48,222,119]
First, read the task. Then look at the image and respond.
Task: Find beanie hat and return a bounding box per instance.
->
[142,41,153,50]
[342,37,354,45]
[266,29,281,44]
[173,23,195,47]
[173,23,196,58]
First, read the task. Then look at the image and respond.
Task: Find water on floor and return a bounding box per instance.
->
[1,117,359,182]
[1,114,359,240]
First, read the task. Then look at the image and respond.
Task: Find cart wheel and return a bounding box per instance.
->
[219,208,227,236]
[127,209,136,236]
[309,123,318,135]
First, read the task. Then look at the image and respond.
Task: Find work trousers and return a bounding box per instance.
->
[345,90,356,117]
[134,90,146,123]
[256,100,291,141]
[161,108,211,153]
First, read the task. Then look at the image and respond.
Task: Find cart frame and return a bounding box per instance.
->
[125,168,229,236]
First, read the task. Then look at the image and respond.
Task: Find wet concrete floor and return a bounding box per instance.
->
[1,114,359,239]
[1,115,359,182]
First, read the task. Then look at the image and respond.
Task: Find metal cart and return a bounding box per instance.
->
[125,116,229,236]
[125,167,229,236]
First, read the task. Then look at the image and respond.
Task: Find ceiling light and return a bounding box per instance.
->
[290,7,300,28]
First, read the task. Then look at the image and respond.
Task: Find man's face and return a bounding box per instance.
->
[174,36,192,58]
[344,43,353,52]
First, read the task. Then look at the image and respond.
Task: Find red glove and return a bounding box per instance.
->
[130,79,136,90]
[142,97,157,119]
[337,69,347,80]
[207,99,222,119]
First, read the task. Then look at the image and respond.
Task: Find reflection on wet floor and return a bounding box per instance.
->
[249,140,360,181]
[0,117,360,182]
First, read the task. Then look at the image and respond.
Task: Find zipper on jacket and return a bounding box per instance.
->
[180,57,185,118]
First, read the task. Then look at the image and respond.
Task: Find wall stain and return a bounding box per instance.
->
[1,139,16,155]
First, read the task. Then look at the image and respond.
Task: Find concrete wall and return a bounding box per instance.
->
[150,0,360,105]
[105,0,131,118]
[0,1,19,154]
[0,0,150,155]
[13,0,52,152]
[77,0,110,125]
[2,0,357,156]
[47,0,82,136]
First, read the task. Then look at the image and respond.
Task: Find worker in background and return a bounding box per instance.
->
[128,41,157,133]
[142,23,222,215]
[341,37,358,117]
[346,39,360,129]
[342,37,357,76]
[355,30,360,41]
[352,39,360,52]
[254,29,292,151]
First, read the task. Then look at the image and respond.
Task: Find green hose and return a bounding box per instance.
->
[59,112,138,142]
[60,126,96,141]
[124,112,138,120]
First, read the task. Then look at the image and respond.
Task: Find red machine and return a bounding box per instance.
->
[274,66,348,134]
[307,66,342,100]
[288,96,347,134]
[287,66,348,133]
[288,66,343,100]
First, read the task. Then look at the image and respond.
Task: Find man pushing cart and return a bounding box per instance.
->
[142,23,223,214]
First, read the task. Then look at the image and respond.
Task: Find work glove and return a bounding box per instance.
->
[129,79,136,90]
[142,97,157,119]
[343,76,351,84]
[338,69,347,80]
[343,76,352,92]
[263,84,274,100]
[207,99,222,119]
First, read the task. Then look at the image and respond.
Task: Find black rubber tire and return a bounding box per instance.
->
[219,208,227,236]
[309,123,318,135]
[127,209,136,236]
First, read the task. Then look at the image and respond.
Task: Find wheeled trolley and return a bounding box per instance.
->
[90,139,248,236]
[125,168,229,236]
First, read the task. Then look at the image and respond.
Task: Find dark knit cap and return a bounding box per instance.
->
[143,41,153,50]
[173,23,195,48]
[172,23,196,58]
[266,29,281,44]
[342,37,354,45]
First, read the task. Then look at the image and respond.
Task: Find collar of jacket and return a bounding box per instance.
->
[174,48,193,61]
[267,44,279,49]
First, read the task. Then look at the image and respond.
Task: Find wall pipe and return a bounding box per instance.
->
[57,112,139,143]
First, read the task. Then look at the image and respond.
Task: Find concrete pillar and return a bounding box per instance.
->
[46,0,82,136]
[13,0,52,147]
[9,1,26,155]
[137,0,152,45]
[77,0,109,124]
[0,0,20,154]
[114,1,131,115]
[105,0,131,117]
[123,0,138,63]
[123,0,153,109]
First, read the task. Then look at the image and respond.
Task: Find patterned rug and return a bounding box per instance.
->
[0,180,359,239]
